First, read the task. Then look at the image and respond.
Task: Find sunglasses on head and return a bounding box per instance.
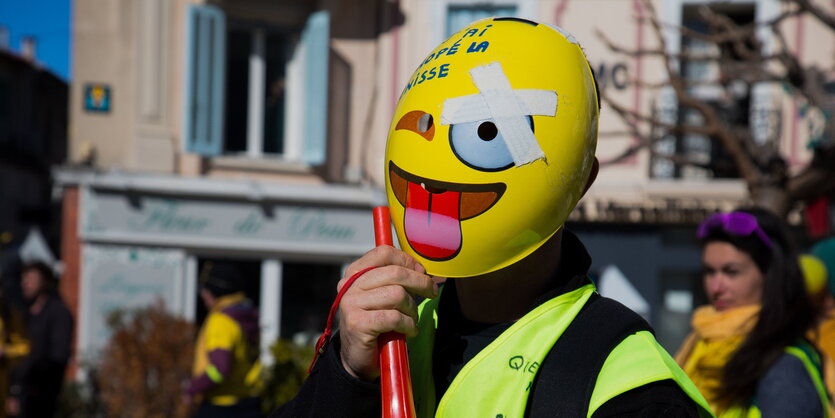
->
[697,212,774,248]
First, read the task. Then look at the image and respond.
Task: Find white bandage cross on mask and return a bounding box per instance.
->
[440,62,557,166]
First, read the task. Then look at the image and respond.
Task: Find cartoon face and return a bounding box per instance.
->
[385,18,599,278]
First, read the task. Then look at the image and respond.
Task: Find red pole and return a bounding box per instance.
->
[373,207,417,418]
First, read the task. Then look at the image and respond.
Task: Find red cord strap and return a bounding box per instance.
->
[308,266,379,374]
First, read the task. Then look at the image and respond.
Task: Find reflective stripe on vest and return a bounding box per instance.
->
[719,343,830,418]
[785,345,831,417]
[408,283,714,418]
[592,331,713,417]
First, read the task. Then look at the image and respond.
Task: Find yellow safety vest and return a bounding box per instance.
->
[408,284,713,417]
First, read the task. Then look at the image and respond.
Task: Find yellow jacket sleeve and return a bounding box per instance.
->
[203,312,241,352]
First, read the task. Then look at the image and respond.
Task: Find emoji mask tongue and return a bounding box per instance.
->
[404,182,462,260]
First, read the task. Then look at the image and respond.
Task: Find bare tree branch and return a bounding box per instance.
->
[604,94,716,136]
[599,130,715,168]
[768,23,834,139]
[596,0,835,216]
[793,0,835,31]
[598,130,638,138]
[644,0,764,186]
[641,7,801,46]
[788,147,835,201]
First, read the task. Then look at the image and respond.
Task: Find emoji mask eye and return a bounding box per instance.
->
[396,110,435,141]
[449,117,533,171]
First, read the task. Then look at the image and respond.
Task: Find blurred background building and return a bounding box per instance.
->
[37,0,834,377]
[0,29,68,308]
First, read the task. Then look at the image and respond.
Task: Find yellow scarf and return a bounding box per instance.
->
[813,312,835,415]
[675,304,760,412]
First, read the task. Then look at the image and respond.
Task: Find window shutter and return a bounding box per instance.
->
[184,4,225,156]
[302,11,330,166]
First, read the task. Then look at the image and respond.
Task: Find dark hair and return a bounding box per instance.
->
[200,262,244,298]
[21,261,57,291]
[698,207,817,408]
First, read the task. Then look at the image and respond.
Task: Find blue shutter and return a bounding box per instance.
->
[184,5,225,156]
[302,11,330,166]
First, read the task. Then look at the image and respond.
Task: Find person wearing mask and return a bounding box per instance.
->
[675,208,829,416]
[8,261,72,418]
[184,262,262,418]
[273,18,712,417]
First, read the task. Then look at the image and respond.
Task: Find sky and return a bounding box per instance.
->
[0,0,71,81]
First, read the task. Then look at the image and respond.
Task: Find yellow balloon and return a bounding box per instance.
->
[799,254,828,296]
[384,18,598,277]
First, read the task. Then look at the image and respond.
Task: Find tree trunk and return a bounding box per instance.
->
[749,185,793,218]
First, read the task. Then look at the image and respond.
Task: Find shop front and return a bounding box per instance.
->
[57,170,382,366]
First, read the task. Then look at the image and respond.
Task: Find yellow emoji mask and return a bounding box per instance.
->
[385,18,599,277]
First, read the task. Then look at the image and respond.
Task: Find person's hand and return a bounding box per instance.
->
[6,396,19,417]
[337,245,437,381]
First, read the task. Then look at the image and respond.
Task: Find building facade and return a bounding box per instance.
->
[0,46,68,307]
[61,0,833,369]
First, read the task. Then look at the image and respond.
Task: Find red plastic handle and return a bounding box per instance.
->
[374,206,394,248]
[373,207,417,418]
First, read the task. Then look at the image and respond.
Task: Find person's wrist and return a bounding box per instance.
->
[331,334,378,383]
[339,355,362,380]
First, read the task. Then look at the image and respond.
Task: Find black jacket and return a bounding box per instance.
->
[12,293,73,407]
[272,232,700,417]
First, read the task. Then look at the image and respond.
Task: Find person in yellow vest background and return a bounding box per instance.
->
[0,266,28,418]
[184,262,262,418]
[273,17,712,418]
[675,208,830,417]
[800,246,835,413]
[809,238,835,371]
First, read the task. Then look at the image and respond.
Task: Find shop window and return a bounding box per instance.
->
[184,5,329,165]
[223,27,289,156]
[280,261,342,346]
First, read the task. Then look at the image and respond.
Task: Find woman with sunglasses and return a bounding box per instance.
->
[675,207,830,417]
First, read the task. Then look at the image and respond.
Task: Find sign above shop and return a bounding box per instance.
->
[81,188,377,256]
